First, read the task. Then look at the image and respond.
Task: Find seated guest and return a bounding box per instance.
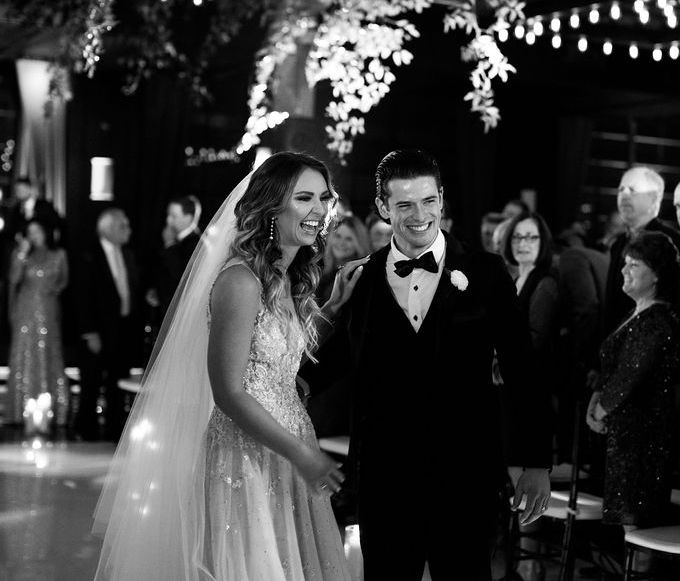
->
[480,211,504,252]
[365,211,393,252]
[502,198,530,220]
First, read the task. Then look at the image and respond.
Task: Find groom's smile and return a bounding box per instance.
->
[376,175,443,258]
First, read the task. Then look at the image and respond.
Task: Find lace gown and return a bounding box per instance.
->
[6,249,68,425]
[203,302,350,580]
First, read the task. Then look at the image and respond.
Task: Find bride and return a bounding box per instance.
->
[92,152,365,580]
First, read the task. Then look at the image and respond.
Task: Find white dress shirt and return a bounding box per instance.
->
[100,238,131,317]
[386,230,445,332]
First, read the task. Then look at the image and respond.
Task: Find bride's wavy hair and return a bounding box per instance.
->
[232,152,336,356]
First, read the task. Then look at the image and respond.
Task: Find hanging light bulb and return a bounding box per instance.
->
[589,7,600,24]
[634,0,644,12]
[611,2,621,19]
[664,4,675,17]
[668,13,678,27]
[570,12,580,28]
[640,9,650,24]
[193,0,203,5]
[498,28,509,42]
[550,16,561,32]
[670,42,680,59]
[653,45,663,61]
[578,36,588,52]
[526,31,536,45]
[658,0,667,9]
[533,19,544,36]
[552,34,562,49]
[603,39,613,55]
[514,23,525,39]
[629,42,639,59]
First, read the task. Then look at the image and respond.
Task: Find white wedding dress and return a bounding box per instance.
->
[201,265,350,580]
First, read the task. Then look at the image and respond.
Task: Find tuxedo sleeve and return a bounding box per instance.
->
[487,255,552,469]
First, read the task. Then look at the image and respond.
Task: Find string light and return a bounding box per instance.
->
[570,12,580,28]
[603,39,613,55]
[668,13,678,27]
[552,34,562,49]
[634,0,645,13]
[670,42,680,59]
[658,0,667,9]
[525,31,536,45]
[514,23,525,39]
[550,16,561,32]
[640,9,650,24]
[664,4,675,17]
[497,28,509,42]
[589,7,600,24]
[653,45,663,60]
[533,19,544,36]
[629,42,639,59]
[611,2,621,19]
[578,36,588,52]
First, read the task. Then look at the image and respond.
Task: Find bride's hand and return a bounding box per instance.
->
[292,446,345,494]
[324,256,370,316]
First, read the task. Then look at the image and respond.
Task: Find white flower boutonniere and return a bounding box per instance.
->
[449,270,468,291]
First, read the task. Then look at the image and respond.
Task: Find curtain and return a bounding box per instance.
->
[15,59,68,216]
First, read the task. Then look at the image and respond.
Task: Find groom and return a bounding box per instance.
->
[306,149,552,580]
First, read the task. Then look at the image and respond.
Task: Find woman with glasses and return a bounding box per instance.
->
[501,211,559,581]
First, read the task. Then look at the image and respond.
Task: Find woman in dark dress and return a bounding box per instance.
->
[587,231,680,532]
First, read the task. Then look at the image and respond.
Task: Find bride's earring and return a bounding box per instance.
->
[269,217,276,241]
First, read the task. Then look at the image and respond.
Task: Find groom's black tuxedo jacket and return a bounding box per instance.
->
[304,232,552,497]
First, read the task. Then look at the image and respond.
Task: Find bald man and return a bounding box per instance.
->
[74,208,141,441]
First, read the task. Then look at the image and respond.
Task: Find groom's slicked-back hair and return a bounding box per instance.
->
[375,149,442,203]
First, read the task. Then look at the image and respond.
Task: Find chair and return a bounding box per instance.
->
[623,526,680,581]
[504,400,603,581]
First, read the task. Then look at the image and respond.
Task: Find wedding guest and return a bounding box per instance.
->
[480,211,504,252]
[5,219,68,428]
[92,152,354,580]
[146,196,202,319]
[303,149,552,581]
[587,231,680,573]
[502,198,530,220]
[365,211,393,252]
[604,166,680,333]
[75,208,141,441]
[316,214,369,304]
[5,177,62,244]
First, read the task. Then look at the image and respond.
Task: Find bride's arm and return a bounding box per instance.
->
[208,265,343,491]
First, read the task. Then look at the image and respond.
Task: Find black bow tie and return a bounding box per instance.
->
[394,251,438,278]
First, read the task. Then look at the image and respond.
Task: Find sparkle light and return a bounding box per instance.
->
[603,40,613,55]
[668,13,678,27]
[629,42,639,59]
[670,43,680,59]
[533,19,544,36]
[634,0,645,12]
[611,2,622,19]
[640,9,650,24]
[658,0,667,8]
[664,4,675,17]
[653,45,662,61]
[552,34,562,49]
[514,23,525,39]
[550,16,561,32]
[578,36,588,52]
[525,31,536,45]
[570,12,580,28]
[589,8,600,24]
[498,28,509,42]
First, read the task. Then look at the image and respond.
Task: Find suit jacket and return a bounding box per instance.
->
[303,232,552,497]
[156,230,201,315]
[77,240,140,341]
[604,218,680,333]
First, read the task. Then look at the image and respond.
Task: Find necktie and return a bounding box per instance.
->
[112,247,131,317]
[393,250,438,278]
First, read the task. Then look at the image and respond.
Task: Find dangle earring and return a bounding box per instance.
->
[269,217,276,241]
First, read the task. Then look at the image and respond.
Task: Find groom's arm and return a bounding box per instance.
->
[485,254,553,470]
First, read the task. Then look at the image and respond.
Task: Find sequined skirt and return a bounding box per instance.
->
[202,408,350,581]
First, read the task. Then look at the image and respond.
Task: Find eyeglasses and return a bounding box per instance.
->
[511,234,540,244]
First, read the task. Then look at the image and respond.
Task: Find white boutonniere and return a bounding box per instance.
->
[449,269,468,291]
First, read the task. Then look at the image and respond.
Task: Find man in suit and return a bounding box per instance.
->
[75,208,140,441]
[603,166,680,333]
[305,149,552,581]
[5,177,63,243]
[147,196,202,320]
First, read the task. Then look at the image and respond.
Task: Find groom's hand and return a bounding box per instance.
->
[510,467,551,525]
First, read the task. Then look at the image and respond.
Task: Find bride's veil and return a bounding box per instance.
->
[92,171,252,581]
